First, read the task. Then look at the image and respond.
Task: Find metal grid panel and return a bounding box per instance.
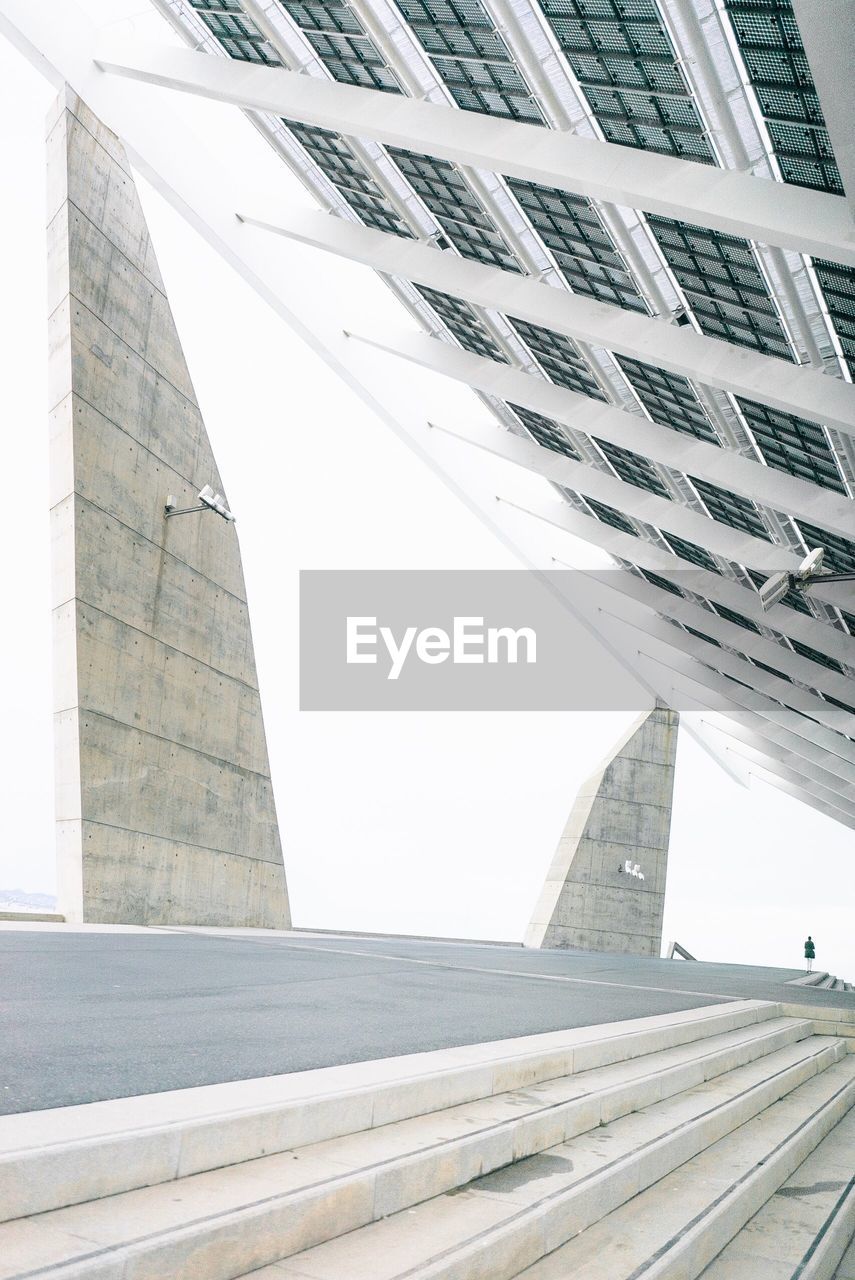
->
[638,568,684,596]
[394,0,545,122]
[724,0,843,194]
[614,355,719,443]
[507,179,648,311]
[595,438,670,496]
[586,497,637,533]
[537,0,715,161]
[508,403,581,458]
[187,0,282,63]
[690,477,772,540]
[282,121,413,235]
[279,0,402,91]
[508,317,607,398]
[661,532,719,573]
[811,259,855,380]
[389,148,522,271]
[794,523,855,574]
[416,285,509,359]
[711,602,760,633]
[648,215,793,360]
[789,639,845,675]
[735,397,846,493]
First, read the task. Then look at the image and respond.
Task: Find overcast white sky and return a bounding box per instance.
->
[0,20,851,977]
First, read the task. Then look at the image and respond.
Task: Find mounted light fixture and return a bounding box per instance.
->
[759,547,855,611]
[165,484,236,523]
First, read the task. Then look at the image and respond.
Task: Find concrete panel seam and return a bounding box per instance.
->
[76,708,276,779]
[71,598,261,694]
[81,818,282,865]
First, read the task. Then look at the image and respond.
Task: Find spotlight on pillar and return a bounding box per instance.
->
[164,483,236,522]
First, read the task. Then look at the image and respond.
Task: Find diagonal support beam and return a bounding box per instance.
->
[93,38,855,268]
[578,566,855,710]
[502,495,854,667]
[241,210,855,437]
[352,327,855,540]
[431,419,846,579]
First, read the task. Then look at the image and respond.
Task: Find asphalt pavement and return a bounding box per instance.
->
[1,926,850,1114]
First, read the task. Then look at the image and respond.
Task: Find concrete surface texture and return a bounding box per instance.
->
[1,923,853,1115]
[526,703,679,956]
[46,88,289,927]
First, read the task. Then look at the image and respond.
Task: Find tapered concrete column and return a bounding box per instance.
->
[47,88,290,926]
[525,705,679,957]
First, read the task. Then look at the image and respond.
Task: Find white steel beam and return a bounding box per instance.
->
[240,209,855,437]
[430,417,851,582]
[349,327,855,541]
[600,619,855,792]
[629,642,855,779]
[542,569,855,775]
[586,618,855,817]
[576,565,855,711]
[687,719,855,830]
[697,713,855,791]
[587,578,852,738]
[92,37,855,267]
[497,494,853,667]
[791,0,855,215]
[431,423,796,573]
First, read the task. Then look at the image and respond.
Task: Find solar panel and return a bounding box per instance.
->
[736,397,846,493]
[389,148,522,272]
[394,0,545,123]
[596,438,669,496]
[507,179,648,311]
[615,356,719,443]
[188,0,281,63]
[508,317,607,399]
[690,478,772,541]
[415,285,509,361]
[724,0,843,194]
[810,259,855,380]
[282,121,413,236]
[648,216,794,360]
[508,404,581,459]
[585,498,637,534]
[794,523,855,575]
[538,0,715,161]
[279,0,402,91]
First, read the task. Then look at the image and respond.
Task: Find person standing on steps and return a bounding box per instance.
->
[804,935,816,974]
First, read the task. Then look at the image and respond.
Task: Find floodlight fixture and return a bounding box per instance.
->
[759,546,855,612]
[164,483,236,522]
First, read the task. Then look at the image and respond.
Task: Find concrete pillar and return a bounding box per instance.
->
[46,88,290,927]
[525,705,679,956]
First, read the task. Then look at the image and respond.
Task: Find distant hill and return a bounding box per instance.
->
[0,889,58,912]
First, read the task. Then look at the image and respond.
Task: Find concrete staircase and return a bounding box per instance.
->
[790,971,855,993]
[1,1001,852,1280]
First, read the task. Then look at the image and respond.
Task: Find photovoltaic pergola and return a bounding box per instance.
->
[2,0,854,828]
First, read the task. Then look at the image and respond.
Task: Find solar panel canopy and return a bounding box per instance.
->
[151,0,854,825]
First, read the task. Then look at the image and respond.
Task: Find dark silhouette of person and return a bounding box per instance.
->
[804,935,816,974]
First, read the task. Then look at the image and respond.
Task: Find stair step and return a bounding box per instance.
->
[791,973,829,987]
[0,1001,780,1223]
[698,1107,855,1280]
[0,1017,813,1280]
[514,1054,855,1280]
[233,1036,847,1280]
